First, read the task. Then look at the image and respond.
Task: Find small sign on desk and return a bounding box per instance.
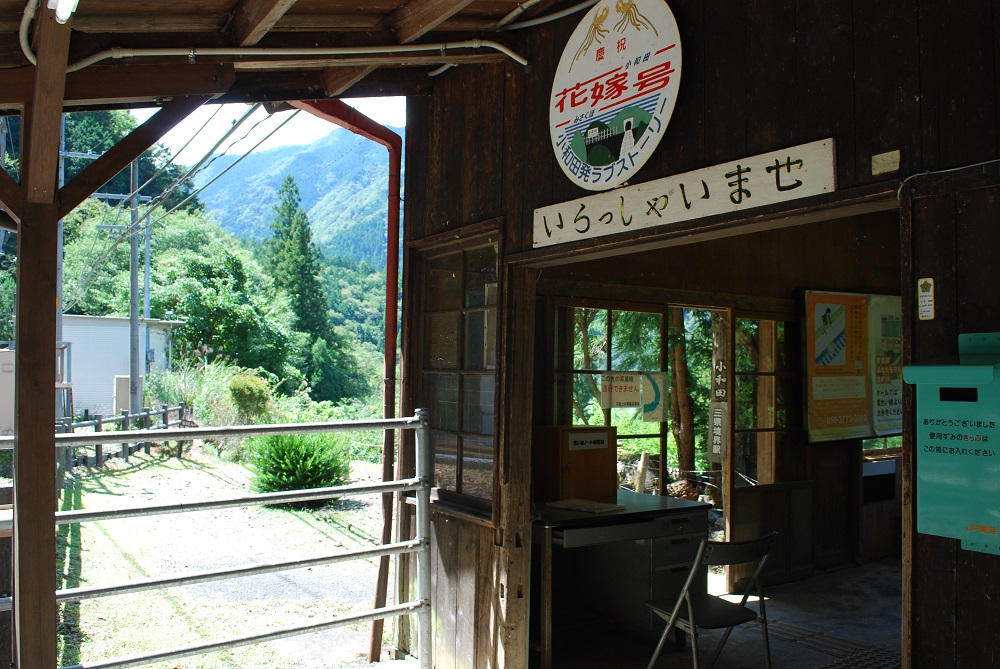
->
[567,432,610,451]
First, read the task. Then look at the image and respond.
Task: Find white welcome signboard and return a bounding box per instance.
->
[549,0,682,191]
[534,138,836,248]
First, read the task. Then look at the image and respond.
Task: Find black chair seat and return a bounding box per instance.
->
[648,591,759,630]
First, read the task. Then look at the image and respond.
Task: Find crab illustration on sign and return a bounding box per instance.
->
[550,0,682,191]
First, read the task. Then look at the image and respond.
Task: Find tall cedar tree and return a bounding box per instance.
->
[268,176,366,401]
[268,176,332,342]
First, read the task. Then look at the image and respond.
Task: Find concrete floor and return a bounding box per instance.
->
[533,558,902,669]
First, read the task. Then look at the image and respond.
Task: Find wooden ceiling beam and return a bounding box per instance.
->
[58,95,210,218]
[233,0,299,46]
[24,7,71,204]
[384,0,477,44]
[0,63,235,108]
[323,65,377,97]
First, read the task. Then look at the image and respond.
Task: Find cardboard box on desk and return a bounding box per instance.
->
[533,425,618,504]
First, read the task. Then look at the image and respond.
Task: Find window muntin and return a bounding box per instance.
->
[733,318,796,487]
[419,242,498,509]
[556,305,665,454]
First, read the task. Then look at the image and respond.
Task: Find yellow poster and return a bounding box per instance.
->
[806,291,872,442]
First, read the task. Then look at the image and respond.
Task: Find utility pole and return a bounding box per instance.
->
[129,160,141,418]
[58,116,101,421]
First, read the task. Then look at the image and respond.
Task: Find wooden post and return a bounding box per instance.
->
[177,402,186,458]
[143,407,151,454]
[14,199,60,669]
[94,416,103,467]
[636,451,649,494]
[120,409,130,461]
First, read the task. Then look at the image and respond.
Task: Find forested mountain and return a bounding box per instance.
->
[196,125,404,267]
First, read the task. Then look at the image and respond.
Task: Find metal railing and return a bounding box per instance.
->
[0,410,434,669]
[59,403,191,466]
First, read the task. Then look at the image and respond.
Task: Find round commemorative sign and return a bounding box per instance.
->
[549,0,682,191]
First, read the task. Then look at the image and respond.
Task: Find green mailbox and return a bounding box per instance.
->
[902,332,1000,555]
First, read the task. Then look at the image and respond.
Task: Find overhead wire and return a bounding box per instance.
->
[63,106,295,311]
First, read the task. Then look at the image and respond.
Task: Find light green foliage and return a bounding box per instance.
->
[247,432,351,501]
[264,176,370,403]
[229,373,274,423]
[144,358,241,427]
[272,392,384,463]
[322,255,389,349]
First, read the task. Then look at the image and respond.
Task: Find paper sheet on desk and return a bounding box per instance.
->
[547,498,626,513]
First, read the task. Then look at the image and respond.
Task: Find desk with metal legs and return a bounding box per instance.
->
[532,490,709,669]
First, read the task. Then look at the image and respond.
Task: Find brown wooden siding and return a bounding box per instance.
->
[402,3,1000,667]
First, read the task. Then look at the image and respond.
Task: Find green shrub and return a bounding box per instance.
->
[229,373,273,423]
[247,433,350,502]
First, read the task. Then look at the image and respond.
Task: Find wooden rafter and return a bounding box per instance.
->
[58,96,211,219]
[384,0,477,44]
[24,7,71,204]
[323,65,378,97]
[232,0,299,46]
[0,63,235,108]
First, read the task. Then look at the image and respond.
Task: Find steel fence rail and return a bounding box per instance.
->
[0,416,422,450]
[6,411,434,669]
[59,601,426,669]
[0,539,425,612]
[55,477,423,524]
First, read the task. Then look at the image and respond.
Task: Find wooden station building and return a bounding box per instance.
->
[0,1,997,668]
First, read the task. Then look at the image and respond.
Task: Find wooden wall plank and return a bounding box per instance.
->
[746,0,797,155]
[462,62,504,226]
[918,0,998,169]
[545,16,588,210]
[796,0,856,187]
[455,526,477,669]
[810,439,860,569]
[502,45,530,254]
[432,515,459,669]
[955,187,1000,329]
[956,550,1000,668]
[951,185,1000,669]
[853,0,922,183]
[908,191,958,668]
[538,212,901,300]
[404,96,431,241]
[911,535,957,668]
[702,0,748,164]
[475,526,496,669]
[656,0,704,175]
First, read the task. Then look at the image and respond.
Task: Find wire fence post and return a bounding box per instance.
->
[415,407,433,669]
[94,416,103,467]
[143,407,152,454]
[120,409,130,462]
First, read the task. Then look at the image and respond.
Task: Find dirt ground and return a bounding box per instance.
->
[58,442,410,669]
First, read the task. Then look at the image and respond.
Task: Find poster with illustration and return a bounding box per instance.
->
[805,291,872,442]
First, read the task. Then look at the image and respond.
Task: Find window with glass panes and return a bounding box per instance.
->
[420,243,497,507]
[552,306,664,456]
[733,319,796,486]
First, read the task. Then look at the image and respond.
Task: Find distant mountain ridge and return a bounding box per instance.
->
[195,125,404,266]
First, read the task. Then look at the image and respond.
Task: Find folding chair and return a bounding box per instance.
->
[645,531,778,669]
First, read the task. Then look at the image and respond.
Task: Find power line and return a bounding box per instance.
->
[62,106,296,311]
